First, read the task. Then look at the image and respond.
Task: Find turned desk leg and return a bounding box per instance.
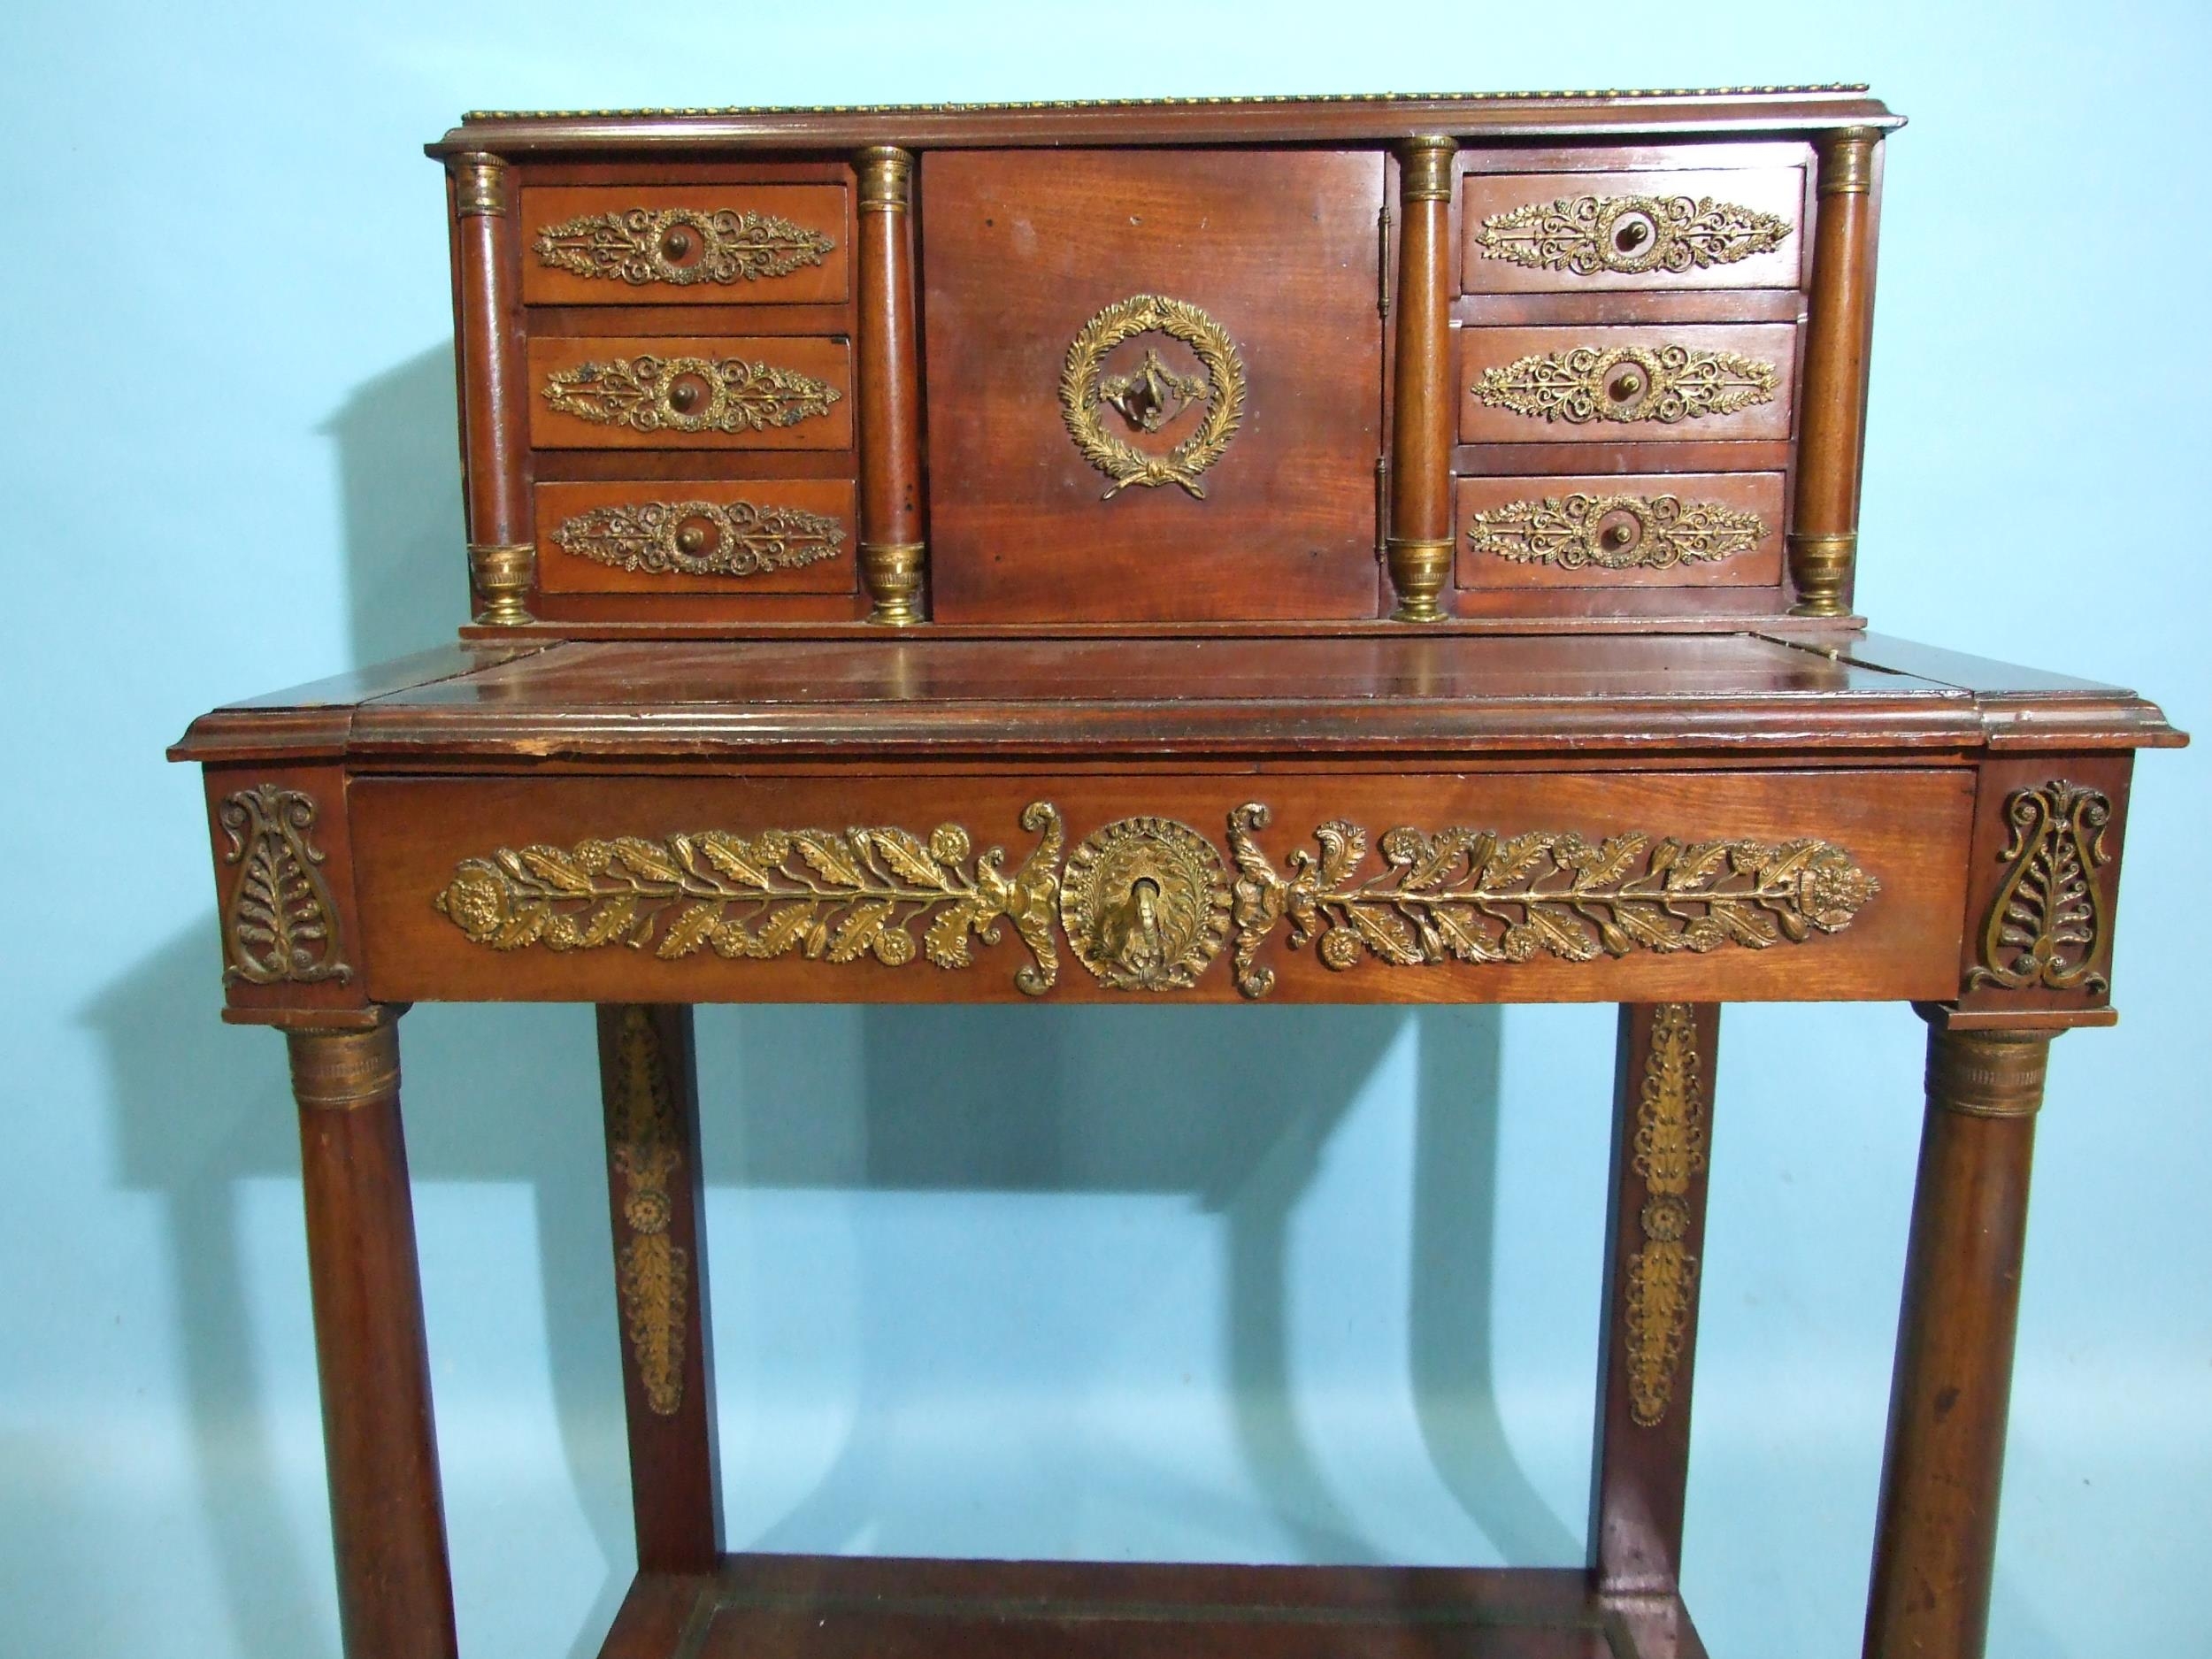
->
[1863,1022,2052,1659]
[1590,1003,1720,1624]
[288,1020,459,1659]
[596,1005,722,1573]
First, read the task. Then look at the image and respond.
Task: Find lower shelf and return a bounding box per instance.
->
[599,1555,1707,1659]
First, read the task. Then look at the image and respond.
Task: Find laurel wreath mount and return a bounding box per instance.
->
[1059,294,1245,499]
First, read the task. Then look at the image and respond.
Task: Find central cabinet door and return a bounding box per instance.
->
[921,149,1386,622]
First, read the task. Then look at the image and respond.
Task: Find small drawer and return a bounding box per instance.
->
[1462,167,1805,294]
[527,334,853,450]
[535,479,857,596]
[1456,472,1785,589]
[519,185,849,305]
[1460,324,1794,444]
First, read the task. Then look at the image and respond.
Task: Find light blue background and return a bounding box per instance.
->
[3,4,2207,1656]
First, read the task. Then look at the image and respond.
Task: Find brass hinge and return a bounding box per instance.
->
[1377,204,1392,319]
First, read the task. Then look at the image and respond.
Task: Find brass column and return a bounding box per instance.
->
[1789,127,1881,617]
[449,151,534,626]
[1387,135,1458,622]
[856,145,927,625]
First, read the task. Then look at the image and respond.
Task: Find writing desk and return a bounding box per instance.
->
[171,89,2183,1659]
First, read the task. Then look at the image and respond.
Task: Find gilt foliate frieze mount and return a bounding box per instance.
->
[1625,1004,1705,1427]
[435,806,1066,995]
[1225,807,1878,999]
[1477,191,1790,277]
[1967,780,2114,995]
[219,785,352,987]
[1473,343,1778,426]
[554,499,846,578]
[1469,492,1766,571]
[609,1008,689,1415]
[542,354,841,435]
[1061,295,1246,499]
[435,805,1878,999]
[534,206,834,288]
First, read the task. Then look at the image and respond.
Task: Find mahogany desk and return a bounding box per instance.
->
[171,90,2183,1659]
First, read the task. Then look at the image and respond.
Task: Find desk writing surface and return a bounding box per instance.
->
[173,632,2175,765]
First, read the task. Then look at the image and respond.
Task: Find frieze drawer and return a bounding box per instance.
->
[1459,323,1796,445]
[1461,166,1808,294]
[519,185,850,305]
[350,768,1972,1006]
[526,334,854,450]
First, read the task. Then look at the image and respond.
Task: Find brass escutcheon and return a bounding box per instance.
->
[1061,818,1233,991]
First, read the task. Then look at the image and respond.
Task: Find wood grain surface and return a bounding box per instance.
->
[921,149,1385,621]
[331,633,1986,761]
[597,1555,1699,1659]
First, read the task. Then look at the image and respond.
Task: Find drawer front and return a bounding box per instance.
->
[519,185,849,305]
[1460,324,1795,444]
[534,479,857,596]
[1462,167,1806,294]
[354,769,1970,1006]
[1456,472,1785,589]
[527,334,854,450]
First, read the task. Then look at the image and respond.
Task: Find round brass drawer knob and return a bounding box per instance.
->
[661,227,695,260]
[675,524,709,554]
[668,380,702,412]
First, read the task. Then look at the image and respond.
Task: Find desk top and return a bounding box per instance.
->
[172,632,2180,768]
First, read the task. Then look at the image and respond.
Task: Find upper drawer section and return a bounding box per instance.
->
[527,334,854,449]
[1462,166,1806,294]
[519,185,850,305]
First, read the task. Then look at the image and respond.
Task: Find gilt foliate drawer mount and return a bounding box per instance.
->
[168,88,2183,1659]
